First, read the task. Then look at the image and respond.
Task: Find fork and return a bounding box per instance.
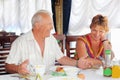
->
[28,64,36,74]
[77,69,81,75]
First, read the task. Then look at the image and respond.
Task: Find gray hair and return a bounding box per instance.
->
[31,10,52,27]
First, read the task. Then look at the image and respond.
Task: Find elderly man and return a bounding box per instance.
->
[5,10,91,75]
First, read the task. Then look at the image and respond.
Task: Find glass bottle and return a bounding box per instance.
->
[103,50,112,77]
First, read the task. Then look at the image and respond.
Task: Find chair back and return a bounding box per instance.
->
[0,34,18,75]
[0,36,18,49]
[65,35,80,58]
[53,34,66,65]
[0,48,10,75]
[53,34,66,53]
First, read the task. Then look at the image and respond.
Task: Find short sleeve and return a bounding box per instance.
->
[5,38,22,65]
[51,35,64,60]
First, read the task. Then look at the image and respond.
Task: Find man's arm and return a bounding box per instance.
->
[58,56,77,66]
[5,63,19,73]
[58,56,92,69]
[5,59,30,75]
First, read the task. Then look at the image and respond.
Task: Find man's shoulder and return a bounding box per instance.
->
[49,34,56,40]
[13,31,33,43]
[45,35,56,43]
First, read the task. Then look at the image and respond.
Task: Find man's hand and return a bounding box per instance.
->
[18,59,30,75]
[77,57,92,69]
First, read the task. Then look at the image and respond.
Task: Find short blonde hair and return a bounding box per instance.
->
[90,14,109,32]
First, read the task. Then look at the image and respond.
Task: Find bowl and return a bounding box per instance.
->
[34,65,46,76]
[63,66,80,76]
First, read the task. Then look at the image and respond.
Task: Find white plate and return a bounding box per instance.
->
[50,66,80,76]
[50,66,79,71]
[48,76,81,80]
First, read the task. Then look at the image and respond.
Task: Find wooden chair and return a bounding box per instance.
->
[53,34,66,53]
[0,33,18,75]
[1,36,18,49]
[65,35,80,58]
[53,34,66,65]
[0,49,10,75]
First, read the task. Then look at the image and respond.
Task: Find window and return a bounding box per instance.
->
[111,28,120,60]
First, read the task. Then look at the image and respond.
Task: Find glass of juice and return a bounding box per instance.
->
[112,60,120,78]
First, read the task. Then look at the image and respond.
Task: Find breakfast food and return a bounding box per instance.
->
[77,73,85,80]
[56,66,65,72]
[51,66,67,76]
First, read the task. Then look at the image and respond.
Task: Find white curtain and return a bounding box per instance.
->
[68,0,120,35]
[1,0,120,35]
[0,0,54,35]
[0,1,3,31]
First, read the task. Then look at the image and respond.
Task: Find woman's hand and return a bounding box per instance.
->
[100,33,107,41]
[86,58,102,69]
[78,57,103,69]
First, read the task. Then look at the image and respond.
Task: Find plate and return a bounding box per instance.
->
[11,73,36,79]
[49,66,79,71]
[48,76,81,80]
[50,66,80,76]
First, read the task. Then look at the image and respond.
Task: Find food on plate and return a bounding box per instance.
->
[77,73,85,80]
[51,66,67,76]
[56,66,65,72]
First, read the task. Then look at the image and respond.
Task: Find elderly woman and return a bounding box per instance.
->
[75,14,114,68]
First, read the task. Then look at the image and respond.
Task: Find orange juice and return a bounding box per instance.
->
[112,65,120,78]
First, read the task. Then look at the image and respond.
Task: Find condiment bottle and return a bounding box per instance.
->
[103,50,112,77]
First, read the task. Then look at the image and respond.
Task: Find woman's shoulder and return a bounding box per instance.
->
[77,34,87,40]
[77,34,90,44]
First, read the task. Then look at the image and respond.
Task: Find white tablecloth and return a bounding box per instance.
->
[0,67,120,80]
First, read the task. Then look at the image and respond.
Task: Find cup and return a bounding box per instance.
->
[112,60,120,78]
[27,64,45,80]
[34,65,46,76]
[64,67,79,76]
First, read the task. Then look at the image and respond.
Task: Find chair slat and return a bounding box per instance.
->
[65,35,80,58]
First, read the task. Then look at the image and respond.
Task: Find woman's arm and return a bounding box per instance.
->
[102,40,115,59]
[76,38,88,58]
[76,38,103,68]
[101,34,115,59]
[58,56,92,69]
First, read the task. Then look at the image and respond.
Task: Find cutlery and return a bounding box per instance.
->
[77,69,81,75]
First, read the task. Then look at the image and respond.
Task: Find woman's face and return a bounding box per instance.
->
[90,25,106,41]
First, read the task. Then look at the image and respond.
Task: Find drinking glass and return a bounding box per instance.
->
[112,59,120,78]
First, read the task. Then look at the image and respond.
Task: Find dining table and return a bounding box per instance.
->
[0,66,120,80]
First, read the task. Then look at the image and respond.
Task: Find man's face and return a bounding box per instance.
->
[38,14,53,37]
